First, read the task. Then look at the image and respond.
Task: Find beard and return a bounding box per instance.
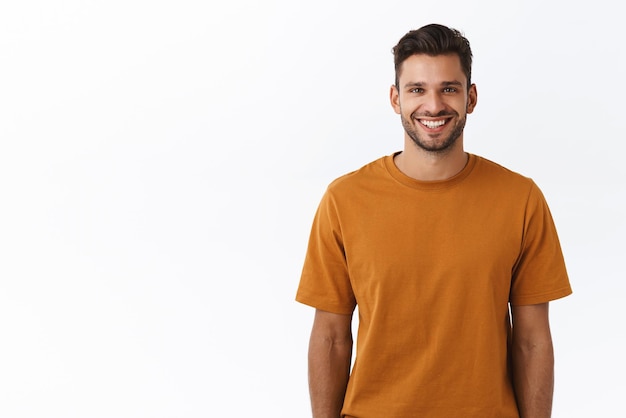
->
[401,110,467,154]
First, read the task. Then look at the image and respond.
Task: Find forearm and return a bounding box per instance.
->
[308,335,352,418]
[512,339,554,418]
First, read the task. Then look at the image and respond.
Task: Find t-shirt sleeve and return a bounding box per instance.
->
[295,188,356,314]
[510,182,573,305]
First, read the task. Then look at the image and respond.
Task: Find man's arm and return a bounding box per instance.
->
[510,302,554,418]
[308,309,353,418]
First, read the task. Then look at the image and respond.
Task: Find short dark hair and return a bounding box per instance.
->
[392,24,473,89]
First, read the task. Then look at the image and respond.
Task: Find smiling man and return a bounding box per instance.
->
[296,24,572,418]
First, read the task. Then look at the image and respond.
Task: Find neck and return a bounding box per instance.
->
[394,138,468,181]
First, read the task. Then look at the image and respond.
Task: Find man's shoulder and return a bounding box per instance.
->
[473,154,534,186]
[327,154,391,191]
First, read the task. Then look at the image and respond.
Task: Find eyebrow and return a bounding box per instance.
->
[403,80,464,89]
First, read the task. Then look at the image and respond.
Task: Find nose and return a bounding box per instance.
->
[421,91,446,115]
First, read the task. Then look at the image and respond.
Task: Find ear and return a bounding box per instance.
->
[390,85,401,114]
[466,84,478,114]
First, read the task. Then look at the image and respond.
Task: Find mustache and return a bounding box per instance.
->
[411,110,458,118]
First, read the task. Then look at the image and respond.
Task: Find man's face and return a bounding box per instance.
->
[390,54,477,154]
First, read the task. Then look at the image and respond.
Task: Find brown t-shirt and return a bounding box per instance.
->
[296,153,572,418]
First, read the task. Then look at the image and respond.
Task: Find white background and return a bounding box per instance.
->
[0,1,623,417]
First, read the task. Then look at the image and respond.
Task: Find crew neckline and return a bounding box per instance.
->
[384,152,477,191]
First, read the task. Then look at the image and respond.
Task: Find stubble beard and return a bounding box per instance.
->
[401,110,467,154]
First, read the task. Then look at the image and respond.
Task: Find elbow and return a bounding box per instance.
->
[309,331,353,362]
[512,328,554,357]
[511,334,554,367]
[315,334,353,353]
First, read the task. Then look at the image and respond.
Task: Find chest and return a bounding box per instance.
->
[340,190,525,305]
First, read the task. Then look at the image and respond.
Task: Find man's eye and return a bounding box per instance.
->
[410,88,423,93]
[443,87,457,93]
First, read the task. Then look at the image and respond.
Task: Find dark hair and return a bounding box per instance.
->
[392,24,473,89]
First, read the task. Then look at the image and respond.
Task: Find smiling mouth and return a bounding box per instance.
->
[418,119,448,129]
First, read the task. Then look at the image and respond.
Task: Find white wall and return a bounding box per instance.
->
[0,1,623,416]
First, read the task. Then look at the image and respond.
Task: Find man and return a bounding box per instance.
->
[296,24,572,418]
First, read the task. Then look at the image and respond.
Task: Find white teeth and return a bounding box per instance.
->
[420,119,446,128]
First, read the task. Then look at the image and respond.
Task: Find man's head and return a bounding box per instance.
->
[392,24,473,90]
[390,24,477,155]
